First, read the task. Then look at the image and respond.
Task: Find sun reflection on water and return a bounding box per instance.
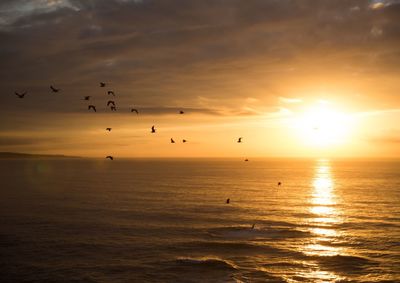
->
[309,159,341,227]
[298,159,346,282]
[306,159,342,254]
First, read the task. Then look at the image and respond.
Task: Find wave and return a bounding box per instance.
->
[177,240,279,253]
[207,225,310,240]
[310,254,376,272]
[153,257,239,282]
[338,221,400,230]
[170,239,305,260]
[173,258,288,282]
[175,257,238,271]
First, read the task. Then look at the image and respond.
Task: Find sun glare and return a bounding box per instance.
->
[294,102,353,147]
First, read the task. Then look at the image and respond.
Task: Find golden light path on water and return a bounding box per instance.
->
[297,159,347,282]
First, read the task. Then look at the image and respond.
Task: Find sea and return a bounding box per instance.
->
[0,158,399,282]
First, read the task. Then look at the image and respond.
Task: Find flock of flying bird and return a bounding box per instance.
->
[14,82,246,161]
[15,84,282,207]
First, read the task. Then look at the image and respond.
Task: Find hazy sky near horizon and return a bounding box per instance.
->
[0,0,399,157]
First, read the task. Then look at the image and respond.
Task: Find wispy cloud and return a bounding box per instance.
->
[0,0,81,28]
[369,0,400,10]
[369,136,400,143]
[367,128,400,144]
[279,97,302,104]
[354,108,400,117]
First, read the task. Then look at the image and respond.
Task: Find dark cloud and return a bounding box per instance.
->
[0,135,56,146]
[0,132,143,152]
[1,1,398,85]
[130,106,220,116]
[0,135,67,153]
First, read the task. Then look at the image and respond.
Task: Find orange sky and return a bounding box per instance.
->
[0,0,399,157]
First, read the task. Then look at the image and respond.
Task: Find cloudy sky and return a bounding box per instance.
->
[0,0,399,157]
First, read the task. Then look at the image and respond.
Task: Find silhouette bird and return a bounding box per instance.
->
[131,108,139,114]
[107,100,115,106]
[107,90,115,96]
[182,139,187,143]
[237,137,242,143]
[106,156,113,160]
[15,91,27,98]
[179,110,184,114]
[110,106,117,111]
[100,82,106,87]
[244,158,249,162]
[106,128,112,131]
[88,105,96,112]
[251,224,255,229]
[278,182,282,186]
[226,198,230,204]
[151,125,156,133]
[83,96,91,100]
[50,85,60,93]
[171,138,175,143]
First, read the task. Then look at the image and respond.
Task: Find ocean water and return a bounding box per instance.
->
[0,158,399,282]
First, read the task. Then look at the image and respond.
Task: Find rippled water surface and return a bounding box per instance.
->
[0,158,399,282]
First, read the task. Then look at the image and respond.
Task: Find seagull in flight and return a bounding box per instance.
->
[106,128,112,131]
[278,182,282,186]
[244,158,249,162]
[83,96,91,100]
[15,91,27,98]
[182,139,187,143]
[151,125,156,133]
[237,137,243,143]
[107,90,115,96]
[171,138,175,143]
[226,198,230,204]
[50,85,60,93]
[110,106,117,111]
[179,110,184,114]
[131,108,139,114]
[100,82,106,87]
[106,156,113,160]
[88,105,96,112]
[107,100,115,106]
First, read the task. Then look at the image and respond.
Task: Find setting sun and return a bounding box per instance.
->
[293,102,354,148]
